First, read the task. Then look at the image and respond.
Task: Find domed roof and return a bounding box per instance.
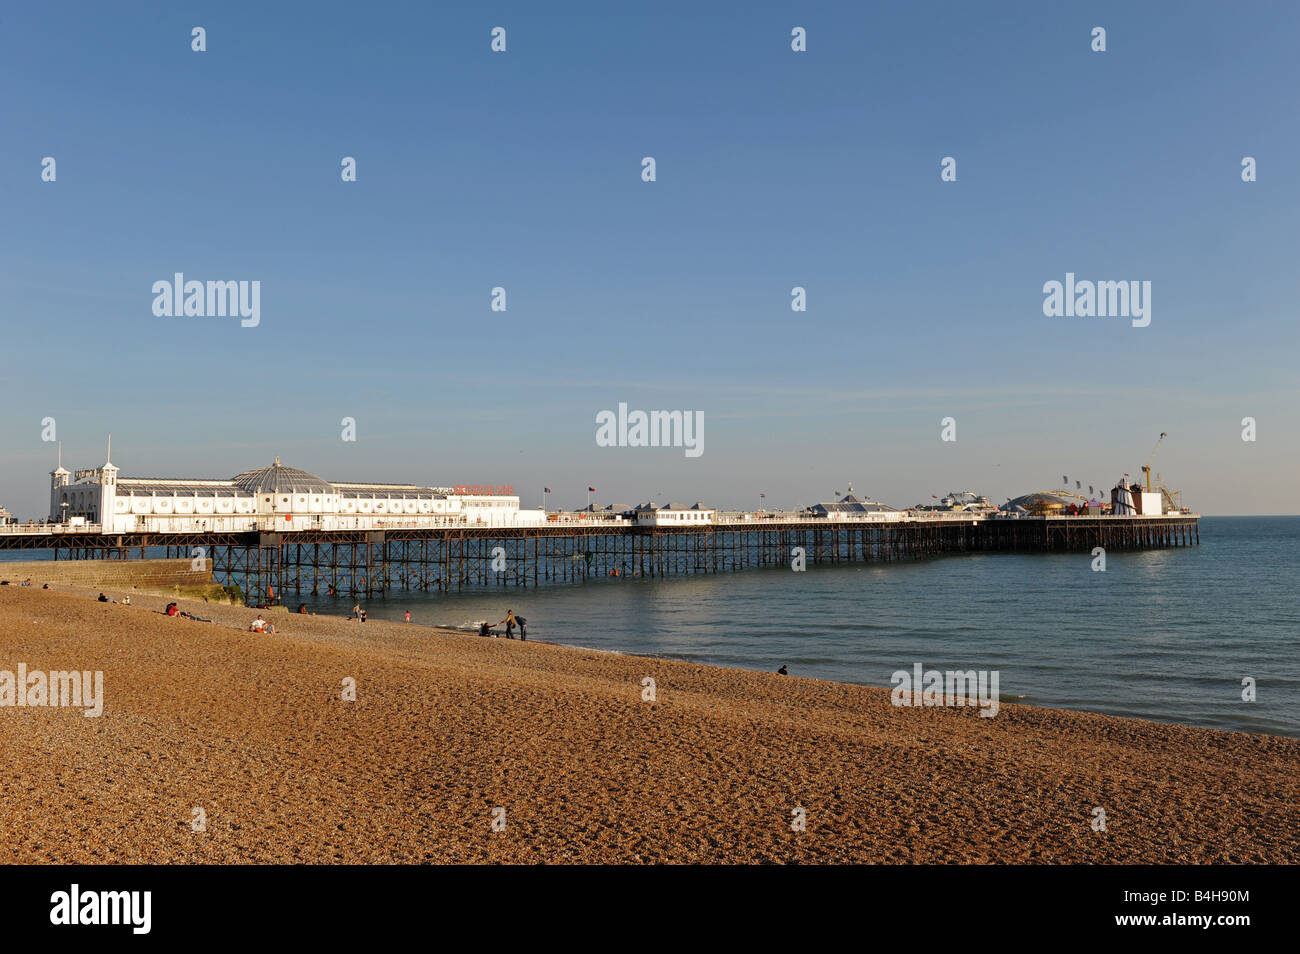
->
[1001,492,1074,515]
[232,457,335,495]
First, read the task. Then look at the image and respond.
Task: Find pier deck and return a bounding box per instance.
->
[1,514,1199,602]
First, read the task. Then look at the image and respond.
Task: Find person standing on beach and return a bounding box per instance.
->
[404,610,411,623]
[517,616,526,641]
[351,603,360,620]
[502,610,517,639]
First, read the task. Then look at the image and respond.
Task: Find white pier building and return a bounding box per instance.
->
[49,452,544,533]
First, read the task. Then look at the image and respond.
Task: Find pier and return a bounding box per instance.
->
[1,513,1200,603]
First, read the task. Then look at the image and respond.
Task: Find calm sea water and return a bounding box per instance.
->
[6,517,1297,736]
[304,516,1300,738]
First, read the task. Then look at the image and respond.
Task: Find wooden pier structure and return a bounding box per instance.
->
[1,515,1200,604]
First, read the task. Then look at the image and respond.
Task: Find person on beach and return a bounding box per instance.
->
[501,610,517,639]
[166,602,179,617]
[478,621,492,638]
[360,608,367,623]
[351,603,360,620]
[777,665,788,676]
[298,603,310,615]
[404,610,411,623]
[516,616,526,641]
[250,615,274,634]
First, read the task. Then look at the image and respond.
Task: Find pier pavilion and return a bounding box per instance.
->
[48,451,544,533]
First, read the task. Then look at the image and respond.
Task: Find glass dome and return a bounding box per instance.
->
[231,457,335,495]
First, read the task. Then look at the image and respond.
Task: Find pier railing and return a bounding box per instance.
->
[0,522,103,535]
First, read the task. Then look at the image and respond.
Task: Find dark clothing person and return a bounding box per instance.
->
[97,593,110,603]
[517,617,527,641]
[479,622,491,638]
[777,665,789,676]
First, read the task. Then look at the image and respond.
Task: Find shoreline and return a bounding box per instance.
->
[1,583,1296,863]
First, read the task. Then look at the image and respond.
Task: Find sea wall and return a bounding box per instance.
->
[0,558,234,602]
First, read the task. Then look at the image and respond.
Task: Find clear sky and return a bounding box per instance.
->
[2,1,1297,517]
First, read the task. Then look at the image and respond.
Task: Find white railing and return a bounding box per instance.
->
[0,510,1199,538]
[0,522,103,535]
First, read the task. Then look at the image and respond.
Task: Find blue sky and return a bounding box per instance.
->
[2,1,1297,516]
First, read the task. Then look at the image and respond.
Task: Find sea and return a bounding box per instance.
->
[5,516,1297,737]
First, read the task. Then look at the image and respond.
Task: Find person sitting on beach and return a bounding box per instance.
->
[97,592,111,603]
[166,602,179,617]
[478,621,492,638]
[298,603,310,615]
[777,665,789,676]
[20,578,32,587]
[250,615,268,633]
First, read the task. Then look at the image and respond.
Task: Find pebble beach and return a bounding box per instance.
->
[1,583,1296,864]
